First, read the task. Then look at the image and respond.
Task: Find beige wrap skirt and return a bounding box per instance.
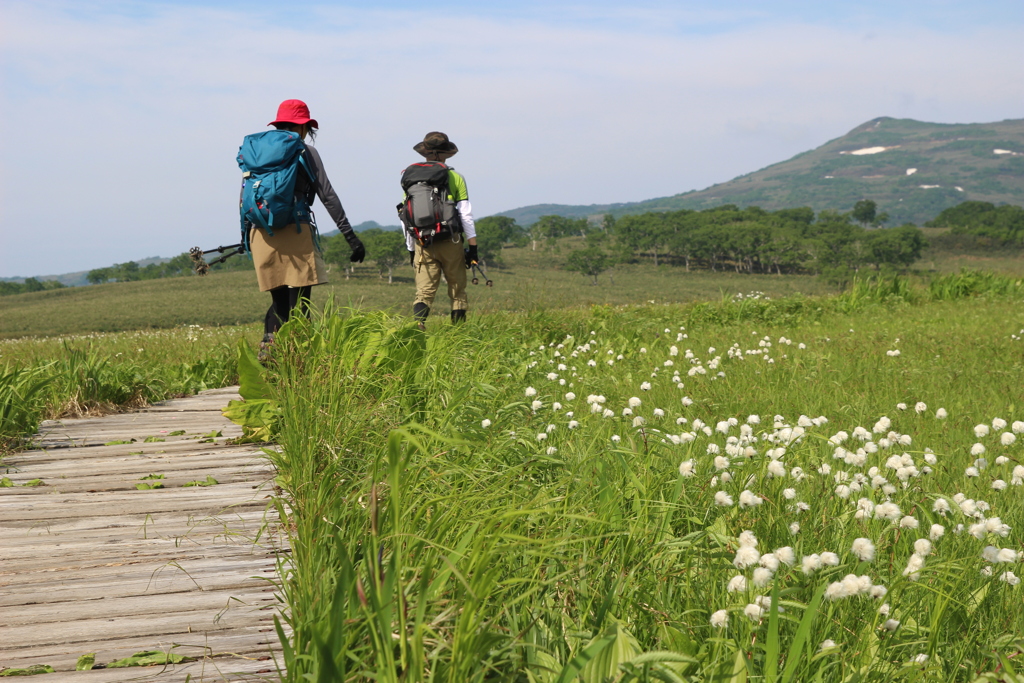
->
[249,223,328,292]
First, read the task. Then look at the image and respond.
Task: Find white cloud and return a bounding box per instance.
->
[1,1,1022,275]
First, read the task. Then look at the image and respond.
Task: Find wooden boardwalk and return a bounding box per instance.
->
[0,387,285,681]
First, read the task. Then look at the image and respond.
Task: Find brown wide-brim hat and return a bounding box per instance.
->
[414,131,458,158]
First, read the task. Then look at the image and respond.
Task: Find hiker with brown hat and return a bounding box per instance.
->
[398,132,477,328]
[239,99,365,353]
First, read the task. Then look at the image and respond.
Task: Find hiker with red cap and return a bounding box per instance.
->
[237,99,364,354]
[398,132,477,329]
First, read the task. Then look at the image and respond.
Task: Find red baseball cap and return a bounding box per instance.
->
[269,99,319,128]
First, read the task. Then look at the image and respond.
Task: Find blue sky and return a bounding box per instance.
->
[1,0,1022,277]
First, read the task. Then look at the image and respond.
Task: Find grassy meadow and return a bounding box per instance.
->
[243,279,1024,682]
[3,234,1024,340]
[4,253,1024,679]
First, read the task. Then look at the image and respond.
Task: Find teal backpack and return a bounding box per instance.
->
[237,129,317,252]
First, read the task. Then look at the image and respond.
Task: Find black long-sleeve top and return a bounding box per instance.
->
[303,144,357,242]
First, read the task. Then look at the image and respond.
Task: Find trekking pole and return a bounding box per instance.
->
[470,261,494,287]
[189,244,245,276]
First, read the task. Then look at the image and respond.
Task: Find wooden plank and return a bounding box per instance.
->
[0,387,287,675]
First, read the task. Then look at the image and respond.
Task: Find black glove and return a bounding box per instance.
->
[409,250,415,266]
[464,244,478,269]
[348,238,365,263]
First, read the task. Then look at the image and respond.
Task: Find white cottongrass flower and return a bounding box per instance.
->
[546,447,558,455]
[993,479,1007,491]
[886,350,900,357]
[710,609,729,628]
[621,407,633,417]
[883,618,900,631]
[875,502,902,521]
[870,585,888,599]
[640,382,652,391]
[734,546,760,569]
[653,408,665,418]
[552,402,562,411]
[997,548,1019,563]
[930,524,945,541]
[531,400,543,411]
[903,553,925,579]
[1012,466,1024,486]
[1000,571,1020,586]
[965,466,980,477]
[681,397,693,406]
[714,491,733,506]
[610,435,621,443]
[744,603,765,621]
[481,419,492,428]
[678,460,695,477]
[536,433,547,442]
[851,538,876,562]
[1013,420,1024,434]
[971,443,986,456]
[819,639,838,652]
[783,488,796,499]
[738,530,758,547]
[768,461,787,478]
[602,409,614,418]
[546,372,558,381]
[913,654,929,664]
[753,567,774,587]
[975,424,990,438]
[993,417,1007,430]
[1001,432,1016,446]
[564,392,576,401]
[632,416,646,428]
[727,575,747,592]
[899,516,920,530]
[759,553,780,572]
[524,387,537,397]
[820,552,840,566]
[739,490,762,508]
[932,498,950,515]
[774,547,796,565]
[546,424,556,433]
[789,522,801,535]
[914,539,932,556]
[568,420,579,429]
[628,396,642,408]
[915,402,928,413]
[936,408,948,419]
[897,403,907,411]
[801,554,822,574]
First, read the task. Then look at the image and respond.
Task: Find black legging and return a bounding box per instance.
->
[264,286,312,336]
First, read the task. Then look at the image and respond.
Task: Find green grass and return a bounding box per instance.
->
[0,248,838,339]
[248,279,1024,681]
[0,325,245,449]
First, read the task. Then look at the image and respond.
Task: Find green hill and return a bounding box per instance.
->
[499,117,1024,226]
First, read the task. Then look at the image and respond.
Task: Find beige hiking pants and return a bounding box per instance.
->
[413,237,467,311]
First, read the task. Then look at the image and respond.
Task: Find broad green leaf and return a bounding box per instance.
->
[106,650,189,668]
[236,338,272,401]
[0,664,56,676]
[75,653,95,671]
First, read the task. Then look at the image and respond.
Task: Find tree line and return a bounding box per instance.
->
[925,201,1024,245]
[14,198,1010,297]
[0,278,67,296]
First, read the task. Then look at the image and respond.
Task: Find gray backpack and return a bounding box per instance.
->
[397,162,463,247]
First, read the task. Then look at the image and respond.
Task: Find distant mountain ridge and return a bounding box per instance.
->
[497,117,1024,226]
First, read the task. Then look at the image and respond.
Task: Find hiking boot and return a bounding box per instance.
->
[413,302,430,331]
[257,333,275,364]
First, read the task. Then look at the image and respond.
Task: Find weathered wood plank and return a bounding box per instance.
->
[0,387,287,677]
